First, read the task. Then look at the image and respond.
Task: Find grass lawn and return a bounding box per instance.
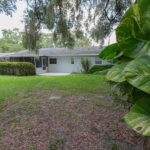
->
[0,74,109,103]
[0,74,142,150]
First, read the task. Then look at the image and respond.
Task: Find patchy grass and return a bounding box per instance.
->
[8,116,22,124]
[0,104,8,111]
[20,99,41,105]
[0,74,143,150]
[95,101,113,107]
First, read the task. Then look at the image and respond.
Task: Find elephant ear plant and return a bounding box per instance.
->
[91,0,150,147]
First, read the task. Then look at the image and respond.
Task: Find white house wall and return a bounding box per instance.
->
[47,56,107,73]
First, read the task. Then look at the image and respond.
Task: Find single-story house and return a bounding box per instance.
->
[0,46,108,74]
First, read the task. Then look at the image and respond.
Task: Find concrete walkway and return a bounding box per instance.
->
[38,73,71,76]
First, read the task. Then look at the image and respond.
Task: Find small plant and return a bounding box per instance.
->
[56,138,64,146]
[65,110,76,119]
[108,140,121,150]
[55,112,62,118]
[66,110,73,117]
[0,128,3,136]
[95,102,105,107]
[36,129,42,135]
[28,147,37,150]
[25,123,34,130]
[49,143,57,150]
[81,57,90,73]
[89,105,95,113]
[49,138,64,150]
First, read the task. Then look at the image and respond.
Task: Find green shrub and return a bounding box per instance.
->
[81,57,90,73]
[0,62,36,76]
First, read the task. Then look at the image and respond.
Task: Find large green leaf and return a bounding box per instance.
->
[116,3,141,42]
[90,64,113,74]
[99,43,121,60]
[138,0,150,40]
[125,96,150,136]
[116,1,150,59]
[124,56,150,94]
[107,0,150,138]
[118,38,150,58]
[107,62,128,83]
[121,3,140,23]
[116,17,140,43]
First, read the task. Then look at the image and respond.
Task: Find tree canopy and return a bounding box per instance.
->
[23,0,132,51]
[0,0,132,51]
[0,29,92,53]
[0,0,17,16]
[0,28,24,52]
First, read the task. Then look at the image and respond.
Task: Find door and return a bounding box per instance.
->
[42,57,48,72]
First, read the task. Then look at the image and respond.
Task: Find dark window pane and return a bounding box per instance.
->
[50,58,57,64]
[46,57,48,67]
[43,59,46,65]
[95,60,102,64]
[71,58,74,64]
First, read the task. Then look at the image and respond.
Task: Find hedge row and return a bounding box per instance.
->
[0,62,36,76]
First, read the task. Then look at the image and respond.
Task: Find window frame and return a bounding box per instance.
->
[95,58,102,65]
[50,58,57,64]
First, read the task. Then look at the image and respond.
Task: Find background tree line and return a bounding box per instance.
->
[0,28,91,53]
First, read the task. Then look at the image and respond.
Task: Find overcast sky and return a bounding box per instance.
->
[0,1,116,45]
[0,1,26,37]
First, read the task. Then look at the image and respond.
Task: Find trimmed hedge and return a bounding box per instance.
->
[0,62,36,76]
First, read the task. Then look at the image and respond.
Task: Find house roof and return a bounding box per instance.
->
[0,53,14,57]
[0,46,103,58]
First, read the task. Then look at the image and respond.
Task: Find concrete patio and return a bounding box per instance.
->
[38,73,71,76]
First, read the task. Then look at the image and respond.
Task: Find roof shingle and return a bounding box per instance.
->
[0,46,103,57]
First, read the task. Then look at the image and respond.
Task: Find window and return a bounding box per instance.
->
[71,58,74,64]
[107,60,112,63]
[50,58,57,64]
[95,58,102,64]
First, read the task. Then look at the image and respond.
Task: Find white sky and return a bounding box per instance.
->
[104,31,116,46]
[0,1,116,45]
[0,1,26,37]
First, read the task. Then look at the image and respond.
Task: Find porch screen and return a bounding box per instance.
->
[35,57,42,68]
